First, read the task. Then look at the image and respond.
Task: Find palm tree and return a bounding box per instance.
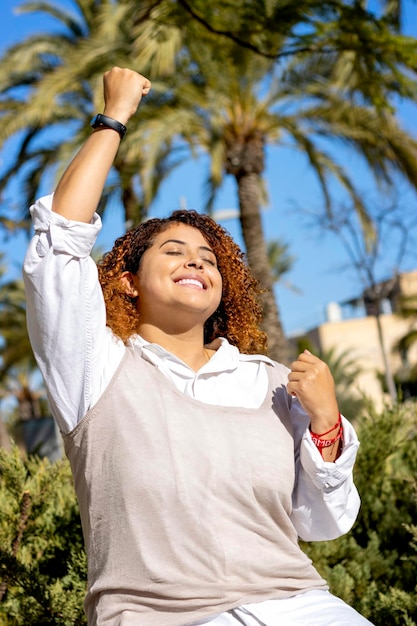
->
[267,240,300,294]
[0,0,178,226]
[107,0,417,361]
[131,36,417,360]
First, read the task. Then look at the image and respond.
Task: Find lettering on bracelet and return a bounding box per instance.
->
[310,431,342,448]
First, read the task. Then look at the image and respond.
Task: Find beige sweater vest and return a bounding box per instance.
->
[63,348,327,626]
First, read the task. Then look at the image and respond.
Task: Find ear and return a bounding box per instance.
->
[120,271,139,297]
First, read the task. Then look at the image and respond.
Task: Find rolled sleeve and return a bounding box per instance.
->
[23,194,106,434]
[300,418,360,491]
[30,194,102,257]
[291,416,361,542]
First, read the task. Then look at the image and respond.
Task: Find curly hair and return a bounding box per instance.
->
[97,210,267,354]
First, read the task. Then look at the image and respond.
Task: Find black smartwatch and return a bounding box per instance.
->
[90,114,127,139]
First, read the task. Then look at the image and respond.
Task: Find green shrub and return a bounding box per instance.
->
[0,447,86,625]
[1,401,416,625]
[302,401,417,625]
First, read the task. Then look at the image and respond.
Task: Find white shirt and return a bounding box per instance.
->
[23,194,361,543]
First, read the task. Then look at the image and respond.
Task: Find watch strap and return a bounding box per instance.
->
[90,114,127,138]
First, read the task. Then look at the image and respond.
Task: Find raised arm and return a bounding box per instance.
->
[52,67,151,222]
[24,68,151,433]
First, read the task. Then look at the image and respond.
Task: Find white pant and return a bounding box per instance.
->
[189,591,374,626]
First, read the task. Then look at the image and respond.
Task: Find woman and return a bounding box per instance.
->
[23,67,373,626]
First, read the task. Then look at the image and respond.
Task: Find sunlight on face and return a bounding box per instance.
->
[135,224,223,327]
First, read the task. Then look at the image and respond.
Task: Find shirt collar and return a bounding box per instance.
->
[129,334,274,375]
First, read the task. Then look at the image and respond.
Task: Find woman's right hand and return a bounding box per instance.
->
[103,66,152,125]
[52,67,151,222]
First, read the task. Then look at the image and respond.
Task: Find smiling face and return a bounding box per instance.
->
[132,223,223,330]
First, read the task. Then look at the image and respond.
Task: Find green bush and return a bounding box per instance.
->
[302,401,417,625]
[0,401,416,625]
[0,447,86,625]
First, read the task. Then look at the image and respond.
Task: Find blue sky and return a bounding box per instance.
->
[1,0,417,338]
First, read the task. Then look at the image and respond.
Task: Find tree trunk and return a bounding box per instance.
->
[235,171,289,363]
[122,181,142,229]
[115,160,145,229]
[375,312,397,401]
[224,131,288,362]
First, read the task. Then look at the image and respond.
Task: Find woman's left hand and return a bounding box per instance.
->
[287,350,340,433]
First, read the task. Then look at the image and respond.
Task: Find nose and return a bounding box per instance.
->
[185,256,204,269]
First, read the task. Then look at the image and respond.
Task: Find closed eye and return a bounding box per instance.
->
[165,250,216,266]
[203,258,217,266]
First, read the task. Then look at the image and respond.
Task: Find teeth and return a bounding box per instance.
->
[177,278,204,288]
